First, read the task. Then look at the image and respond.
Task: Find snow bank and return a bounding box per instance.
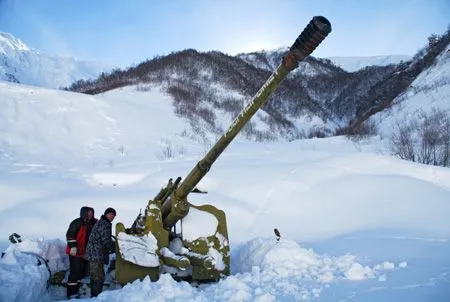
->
[0,236,408,301]
[232,238,402,282]
[86,237,405,301]
[0,238,67,302]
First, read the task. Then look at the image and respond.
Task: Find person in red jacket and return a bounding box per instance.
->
[65,206,97,299]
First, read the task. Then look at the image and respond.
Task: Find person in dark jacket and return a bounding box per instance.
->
[86,207,116,297]
[66,206,97,299]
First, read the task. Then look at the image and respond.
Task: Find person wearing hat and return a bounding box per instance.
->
[86,207,116,297]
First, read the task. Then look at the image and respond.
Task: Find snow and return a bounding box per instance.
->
[0,250,51,302]
[117,233,159,267]
[0,32,111,89]
[327,55,412,72]
[169,237,186,255]
[160,247,180,260]
[208,247,225,271]
[63,237,409,301]
[0,238,67,302]
[1,50,450,301]
[0,82,192,165]
[0,32,30,51]
[83,173,148,187]
[233,238,404,283]
[238,49,411,74]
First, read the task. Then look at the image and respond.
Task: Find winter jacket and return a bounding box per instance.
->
[86,215,115,264]
[65,206,97,257]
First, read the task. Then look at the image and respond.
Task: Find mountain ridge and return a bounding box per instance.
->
[1,29,449,145]
[326,55,412,72]
[0,31,111,89]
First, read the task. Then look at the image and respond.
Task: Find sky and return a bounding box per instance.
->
[0,0,449,68]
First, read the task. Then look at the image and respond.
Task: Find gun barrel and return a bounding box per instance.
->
[174,16,331,200]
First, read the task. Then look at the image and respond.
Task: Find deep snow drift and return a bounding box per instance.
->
[2,235,414,301]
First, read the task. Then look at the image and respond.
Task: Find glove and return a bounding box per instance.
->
[69,247,77,256]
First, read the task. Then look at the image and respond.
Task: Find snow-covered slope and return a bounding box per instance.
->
[327,55,411,72]
[1,133,450,301]
[372,44,450,136]
[0,82,326,167]
[0,32,111,88]
[0,82,197,166]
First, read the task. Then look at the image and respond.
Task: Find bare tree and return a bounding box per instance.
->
[390,119,417,162]
[390,108,450,167]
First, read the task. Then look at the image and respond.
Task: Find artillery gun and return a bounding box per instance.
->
[115,16,331,285]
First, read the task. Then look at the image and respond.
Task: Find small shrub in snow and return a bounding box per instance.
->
[157,140,175,161]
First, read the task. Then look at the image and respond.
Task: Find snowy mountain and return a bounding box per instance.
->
[327,55,412,72]
[0,32,111,89]
[65,29,449,142]
[237,47,339,77]
[0,33,448,166]
[237,48,411,73]
[67,49,347,141]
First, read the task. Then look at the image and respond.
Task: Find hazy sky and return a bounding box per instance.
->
[0,0,449,67]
